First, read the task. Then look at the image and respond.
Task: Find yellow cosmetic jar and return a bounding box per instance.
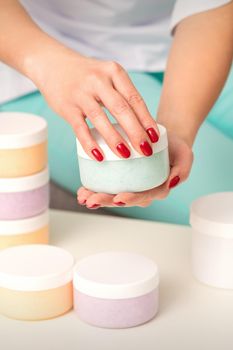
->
[0,245,74,320]
[0,112,47,177]
[0,211,49,250]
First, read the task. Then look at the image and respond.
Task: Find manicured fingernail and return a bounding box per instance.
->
[91,148,104,162]
[169,176,180,189]
[140,141,153,157]
[146,128,159,143]
[88,204,100,209]
[114,201,126,206]
[116,143,131,158]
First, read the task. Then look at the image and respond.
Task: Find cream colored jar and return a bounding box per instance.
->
[0,211,49,250]
[0,112,47,177]
[0,245,74,320]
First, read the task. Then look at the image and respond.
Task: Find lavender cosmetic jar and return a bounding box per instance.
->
[0,168,49,220]
[74,252,159,328]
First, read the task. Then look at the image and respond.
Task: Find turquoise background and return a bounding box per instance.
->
[1,69,233,225]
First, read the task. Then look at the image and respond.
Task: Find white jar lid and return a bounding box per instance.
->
[190,192,233,238]
[0,167,49,193]
[76,123,168,161]
[0,210,49,236]
[73,251,159,299]
[0,112,47,149]
[0,245,74,291]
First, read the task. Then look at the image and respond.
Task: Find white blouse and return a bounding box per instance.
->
[0,0,230,103]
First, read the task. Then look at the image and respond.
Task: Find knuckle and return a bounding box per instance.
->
[156,190,168,200]
[127,92,143,106]
[112,100,129,115]
[87,107,101,120]
[107,60,123,73]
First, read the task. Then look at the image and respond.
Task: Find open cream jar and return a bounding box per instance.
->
[74,251,159,328]
[0,112,47,178]
[0,245,74,320]
[76,124,169,194]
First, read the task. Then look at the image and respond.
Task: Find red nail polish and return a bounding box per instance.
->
[140,141,153,157]
[146,128,159,143]
[116,143,131,158]
[169,176,180,188]
[88,204,100,209]
[114,201,126,206]
[91,149,104,162]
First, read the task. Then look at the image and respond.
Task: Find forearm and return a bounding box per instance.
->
[0,0,82,85]
[157,2,233,147]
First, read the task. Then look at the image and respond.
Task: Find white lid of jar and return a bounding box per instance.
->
[76,123,168,161]
[0,210,49,236]
[73,251,159,299]
[0,245,74,291]
[0,112,47,149]
[190,192,233,239]
[0,167,49,193]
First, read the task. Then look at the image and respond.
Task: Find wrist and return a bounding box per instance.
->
[157,114,198,148]
[22,34,85,89]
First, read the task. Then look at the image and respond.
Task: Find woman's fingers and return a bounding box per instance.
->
[77,187,114,208]
[81,95,131,159]
[112,69,160,143]
[77,187,93,205]
[113,183,169,207]
[85,192,114,208]
[98,85,153,157]
[165,133,194,189]
[64,106,104,162]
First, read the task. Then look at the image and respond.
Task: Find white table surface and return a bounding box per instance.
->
[1,209,232,350]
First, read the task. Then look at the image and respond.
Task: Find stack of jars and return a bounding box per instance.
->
[0,112,49,250]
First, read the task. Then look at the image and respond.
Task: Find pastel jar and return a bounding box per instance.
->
[76,124,169,194]
[0,167,49,220]
[0,245,74,320]
[74,252,159,328]
[0,211,49,250]
[0,112,47,178]
[190,192,233,289]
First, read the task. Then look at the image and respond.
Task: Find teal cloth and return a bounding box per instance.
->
[1,69,233,225]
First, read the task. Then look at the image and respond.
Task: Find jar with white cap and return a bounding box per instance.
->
[73,251,159,328]
[190,192,233,289]
[0,112,47,178]
[0,211,49,250]
[0,167,49,220]
[76,124,169,194]
[0,245,74,320]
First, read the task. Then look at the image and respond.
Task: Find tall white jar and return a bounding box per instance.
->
[190,192,233,289]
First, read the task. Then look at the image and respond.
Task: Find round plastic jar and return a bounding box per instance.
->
[0,167,49,220]
[0,112,47,177]
[76,124,169,194]
[0,211,49,250]
[0,245,74,320]
[74,251,159,328]
[190,192,233,289]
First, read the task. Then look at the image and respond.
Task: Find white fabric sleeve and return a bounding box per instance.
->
[170,0,232,33]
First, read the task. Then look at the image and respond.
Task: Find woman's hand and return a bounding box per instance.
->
[77,132,193,208]
[32,50,159,161]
